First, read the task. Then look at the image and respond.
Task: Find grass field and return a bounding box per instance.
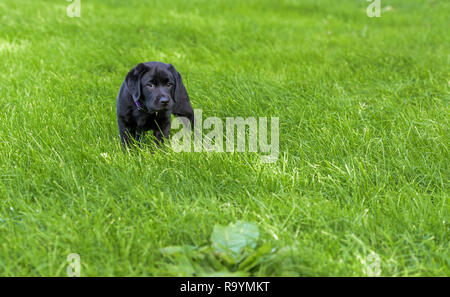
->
[0,0,448,276]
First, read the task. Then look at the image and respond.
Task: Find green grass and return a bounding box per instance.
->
[0,0,448,276]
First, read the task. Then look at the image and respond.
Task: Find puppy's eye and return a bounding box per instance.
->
[148,83,155,88]
[167,82,173,87]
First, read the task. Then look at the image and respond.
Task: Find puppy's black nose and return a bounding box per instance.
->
[159,97,169,105]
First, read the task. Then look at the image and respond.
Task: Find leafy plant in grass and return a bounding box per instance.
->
[159,221,275,276]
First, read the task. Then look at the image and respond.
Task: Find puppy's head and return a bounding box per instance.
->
[125,62,187,113]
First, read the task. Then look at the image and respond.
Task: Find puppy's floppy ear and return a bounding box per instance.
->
[168,64,194,125]
[125,63,148,102]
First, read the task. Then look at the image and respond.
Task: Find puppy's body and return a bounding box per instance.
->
[116,62,194,146]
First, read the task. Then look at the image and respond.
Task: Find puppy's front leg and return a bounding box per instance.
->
[135,130,145,145]
[153,115,171,146]
[153,125,170,145]
[118,120,137,147]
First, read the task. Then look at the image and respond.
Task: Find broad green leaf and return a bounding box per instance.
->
[238,243,274,272]
[200,271,250,277]
[159,245,196,256]
[211,221,260,263]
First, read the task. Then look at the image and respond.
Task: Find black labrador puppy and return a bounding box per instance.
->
[116,62,194,146]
